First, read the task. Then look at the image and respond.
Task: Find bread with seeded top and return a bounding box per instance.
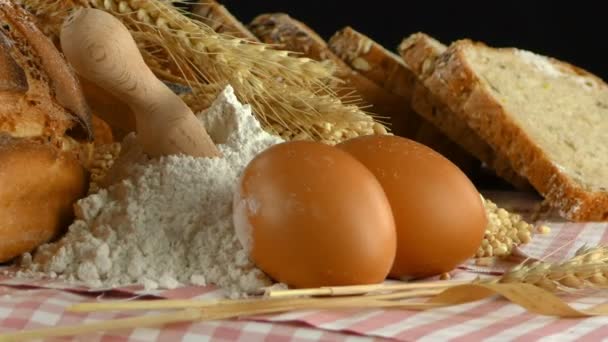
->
[192,0,259,41]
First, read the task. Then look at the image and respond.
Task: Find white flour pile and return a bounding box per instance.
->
[19,86,283,297]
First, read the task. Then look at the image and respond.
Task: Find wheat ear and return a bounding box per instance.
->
[20,0,387,143]
[499,245,608,292]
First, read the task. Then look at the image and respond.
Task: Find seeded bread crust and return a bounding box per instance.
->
[327,27,422,138]
[329,27,416,99]
[248,13,410,135]
[327,27,477,173]
[399,33,530,190]
[192,0,259,41]
[418,39,608,221]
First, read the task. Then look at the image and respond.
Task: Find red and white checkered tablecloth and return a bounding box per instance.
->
[1,191,608,341]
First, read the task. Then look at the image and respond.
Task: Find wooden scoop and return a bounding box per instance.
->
[60,8,220,158]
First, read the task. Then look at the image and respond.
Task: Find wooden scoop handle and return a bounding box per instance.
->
[60,8,220,158]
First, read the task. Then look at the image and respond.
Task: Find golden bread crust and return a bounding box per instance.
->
[0,0,92,140]
[0,1,92,261]
[0,136,87,262]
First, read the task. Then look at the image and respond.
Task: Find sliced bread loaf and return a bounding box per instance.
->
[248,13,410,136]
[408,38,608,221]
[399,33,530,190]
[327,27,478,173]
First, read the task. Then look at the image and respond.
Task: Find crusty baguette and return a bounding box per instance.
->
[406,37,608,221]
[191,0,259,41]
[327,26,479,174]
[0,1,90,262]
[248,13,410,137]
[399,33,530,190]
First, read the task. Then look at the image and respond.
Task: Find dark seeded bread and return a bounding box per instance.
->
[409,38,608,221]
[191,0,259,41]
[399,33,530,190]
[248,13,411,136]
[329,27,417,99]
[327,26,478,173]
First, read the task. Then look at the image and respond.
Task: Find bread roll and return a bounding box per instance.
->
[0,1,92,262]
[0,137,87,262]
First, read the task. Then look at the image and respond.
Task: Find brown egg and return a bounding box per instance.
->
[337,135,487,279]
[233,140,396,288]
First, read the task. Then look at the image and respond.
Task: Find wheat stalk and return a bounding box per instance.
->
[1,296,439,340]
[10,246,608,340]
[263,279,470,298]
[499,245,608,292]
[19,0,387,143]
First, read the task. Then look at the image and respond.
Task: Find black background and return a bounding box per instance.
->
[185,1,607,80]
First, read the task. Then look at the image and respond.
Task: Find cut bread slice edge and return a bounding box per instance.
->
[327,26,479,174]
[399,33,531,190]
[417,38,608,221]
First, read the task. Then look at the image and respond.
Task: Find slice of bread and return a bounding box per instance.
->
[399,33,530,190]
[249,13,337,63]
[405,37,608,221]
[191,0,259,41]
[248,13,410,136]
[329,27,416,99]
[327,27,478,174]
